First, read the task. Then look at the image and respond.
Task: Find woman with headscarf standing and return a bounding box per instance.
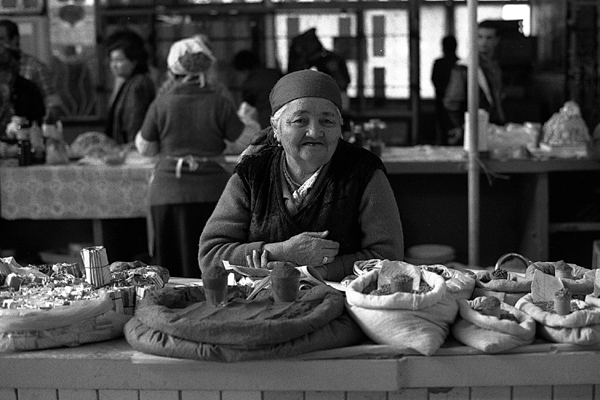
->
[106,29,156,144]
[198,69,404,281]
[135,36,245,278]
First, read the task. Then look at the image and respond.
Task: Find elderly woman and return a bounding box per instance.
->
[135,35,245,278]
[198,69,404,281]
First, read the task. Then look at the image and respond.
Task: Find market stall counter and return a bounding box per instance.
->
[3,266,600,399]
[2,333,600,399]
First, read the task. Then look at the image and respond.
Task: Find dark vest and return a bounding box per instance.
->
[236,139,385,256]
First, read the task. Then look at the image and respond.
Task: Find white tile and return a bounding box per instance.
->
[58,389,97,400]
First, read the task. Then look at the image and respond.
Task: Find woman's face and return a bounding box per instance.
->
[109,49,136,79]
[274,97,341,174]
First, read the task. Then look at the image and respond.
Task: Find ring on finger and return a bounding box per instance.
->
[322,256,329,264]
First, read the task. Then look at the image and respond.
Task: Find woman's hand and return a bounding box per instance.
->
[246,249,269,269]
[272,231,340,267]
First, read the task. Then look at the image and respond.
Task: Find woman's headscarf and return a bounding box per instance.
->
[167,35,216,76]
[269,69,342,115]
[243,69,343,155]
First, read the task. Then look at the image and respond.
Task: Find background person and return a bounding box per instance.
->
[443,20,506,145]
[287,28,351,112]
[105,29,156,144]
[0,40,46,160]
[431,35,459,145]
[198,69,404,282]
[232,49,283,129]
[0,43,45,135]
[156,33,235,108]
[0,19,61,125]
[135,35,245,278]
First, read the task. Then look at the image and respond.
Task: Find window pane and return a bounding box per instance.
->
[364,9,408,98]
[420,5,446,99]
[274,12,359,96]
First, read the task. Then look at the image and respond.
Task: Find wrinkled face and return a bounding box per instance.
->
[109,49,136,79]
[273,97,341,174]
[477,27,499,58]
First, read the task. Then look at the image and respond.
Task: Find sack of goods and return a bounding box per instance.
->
[472,268,532,306]
[525,260,594,296]
[0,290,130,352]
[0,256,168,352]
[452,296,536,353]
[515,292,600,346]
[124,284,366,362]
[345,260,458,356]
[353,258,475,300]
[515,268,600,345]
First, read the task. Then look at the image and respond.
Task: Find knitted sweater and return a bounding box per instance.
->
[198,140,404,281]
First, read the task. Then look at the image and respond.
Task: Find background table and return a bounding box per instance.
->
[1,150,599,268]
[0,162,154,220]
[0,160,155,260]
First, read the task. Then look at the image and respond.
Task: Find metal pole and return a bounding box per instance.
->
[467,0,480,267]
[409,0,420,145]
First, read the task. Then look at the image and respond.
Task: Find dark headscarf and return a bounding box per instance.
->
[269,69,342,115]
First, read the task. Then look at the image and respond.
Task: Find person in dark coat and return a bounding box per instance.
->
[233,49,283,130]
[0,41,45,135]
[431,35,459,144]
[105,29,156,144]
[443,20,506,145]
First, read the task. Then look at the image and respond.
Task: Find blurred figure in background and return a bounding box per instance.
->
[443,20,506,145]
[157,33,235,108]
[0,43,45,134]
[431,35,459,145]
[135,35,248,278]
[0,19,61,125]
[287,28,351,112]
[233,49,282,129]
[0,39,46,160]
[105,29,156,144]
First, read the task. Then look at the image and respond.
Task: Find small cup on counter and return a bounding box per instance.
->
[268,261,301,303]
[554,288,572,316]
[203,265,229,307]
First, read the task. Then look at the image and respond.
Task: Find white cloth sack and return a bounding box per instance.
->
[525,261,594,295]
[427,265,475,300]
[345,268,458,356]
[353,259,475,300]
[473,270,531,306]
[516,293,600,345]
[452,297,536,353]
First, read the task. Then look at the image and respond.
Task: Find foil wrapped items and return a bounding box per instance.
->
[80,246,111,287]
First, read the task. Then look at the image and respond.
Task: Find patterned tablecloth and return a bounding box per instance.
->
[0,161,155,220]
